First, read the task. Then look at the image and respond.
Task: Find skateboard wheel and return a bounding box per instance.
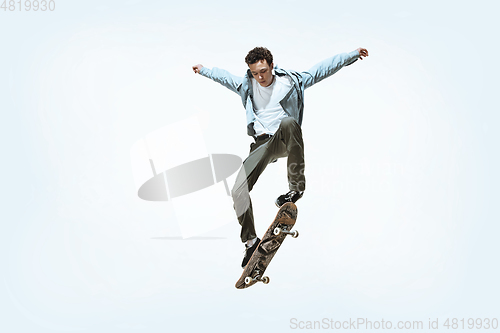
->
[245,276,253,284]
[262,276,270,284]
[291,230,299,238]
[273,227,281,236]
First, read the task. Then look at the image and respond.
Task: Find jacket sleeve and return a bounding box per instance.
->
[301,50,360,89]
[198,66,243,94]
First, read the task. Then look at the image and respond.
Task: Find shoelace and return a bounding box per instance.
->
[243,243,252,255]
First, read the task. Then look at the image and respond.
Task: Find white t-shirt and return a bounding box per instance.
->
[251,74,292,137]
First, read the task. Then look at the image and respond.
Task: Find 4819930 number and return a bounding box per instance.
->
[443,318,498,330]
[1,0,55,11]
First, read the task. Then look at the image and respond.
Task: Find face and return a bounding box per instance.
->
[248,59,274,87]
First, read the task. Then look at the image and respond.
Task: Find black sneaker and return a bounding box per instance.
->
[275,190,304,208]
[241,238,260,268]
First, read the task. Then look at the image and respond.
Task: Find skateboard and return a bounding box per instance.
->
[235,202,299,289]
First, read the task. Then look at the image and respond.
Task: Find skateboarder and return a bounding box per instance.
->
[192,46,369,267]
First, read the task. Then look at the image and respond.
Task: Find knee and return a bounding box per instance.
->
[280,117,300,131]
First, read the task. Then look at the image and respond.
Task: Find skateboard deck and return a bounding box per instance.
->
[235,202,298,289]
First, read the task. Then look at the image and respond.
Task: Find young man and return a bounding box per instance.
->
[192,46,369,267]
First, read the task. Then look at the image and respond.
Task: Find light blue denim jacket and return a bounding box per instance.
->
[199,50,360,137]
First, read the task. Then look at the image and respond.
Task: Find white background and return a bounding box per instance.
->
[1,0,499,332]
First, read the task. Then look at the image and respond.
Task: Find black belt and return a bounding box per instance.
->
[254,133,272,142]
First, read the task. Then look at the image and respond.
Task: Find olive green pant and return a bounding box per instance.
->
[231,117,305,243]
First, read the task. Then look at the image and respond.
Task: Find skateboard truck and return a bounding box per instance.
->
[245,274,270,285]
[273,227,299,238]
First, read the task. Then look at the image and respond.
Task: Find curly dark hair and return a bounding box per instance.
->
[245,47,273,66]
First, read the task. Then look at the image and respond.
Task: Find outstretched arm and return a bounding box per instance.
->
[301,47,369,89]
[192,63,243,94]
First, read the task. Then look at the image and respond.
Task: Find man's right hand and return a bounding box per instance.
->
[192,64,203,74]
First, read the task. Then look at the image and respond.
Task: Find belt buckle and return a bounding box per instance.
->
[257,134,268,141]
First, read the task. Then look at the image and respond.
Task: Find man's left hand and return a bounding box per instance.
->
[356,48,369,60]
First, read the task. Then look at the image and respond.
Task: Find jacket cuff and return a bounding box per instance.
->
[348,49,360,59]
[199,66,210,76]
[344,50,360,67]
